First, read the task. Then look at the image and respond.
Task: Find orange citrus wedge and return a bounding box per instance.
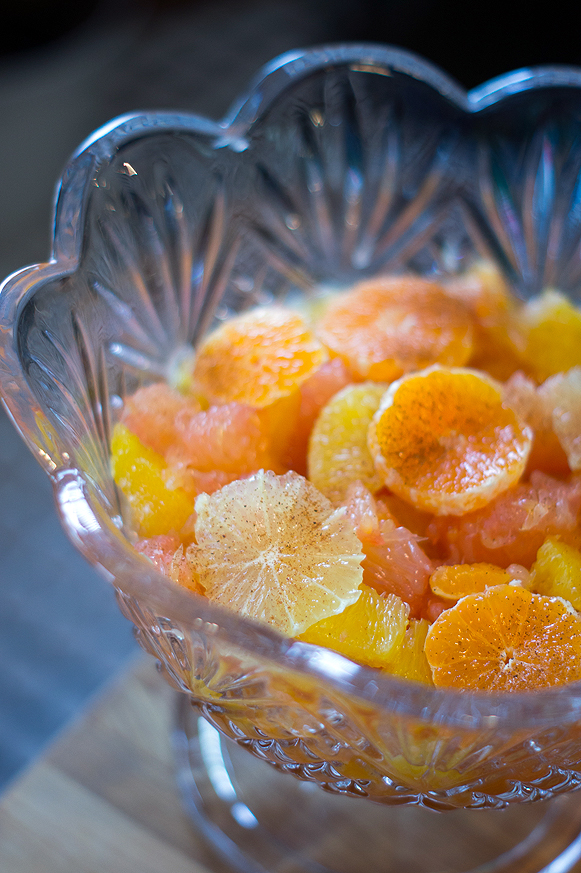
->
[298,585,409,670]
[368,365,532,516]
[187,470,363,635]
[429,563,516,602]
[317,276,474,382]
[424,584,581,691]
[191,306,327,408]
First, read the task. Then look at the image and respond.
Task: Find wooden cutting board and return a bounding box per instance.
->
[2,653,581,873]
[0,655,231,873]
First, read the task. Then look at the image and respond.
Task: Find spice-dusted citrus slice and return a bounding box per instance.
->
[187,470,363,636]
[429,563,516,602]
[317,276,474,382]
[308,382,387,504]
[368,366,532,516]
[517,290,581,381]
[428,471,581,568]
[424,584,581,691]
[111,424,194,536]
[298,585,409,670]
[530,538,581,610]
[191,306,327,408]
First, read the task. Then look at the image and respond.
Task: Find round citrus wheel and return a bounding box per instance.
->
[191,306,327,408]
[424,584,581,691]
[368,365,532,516]
[187,470,363,636]
[317,276,474,381]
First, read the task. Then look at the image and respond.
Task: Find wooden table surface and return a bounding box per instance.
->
[3,654,581,873]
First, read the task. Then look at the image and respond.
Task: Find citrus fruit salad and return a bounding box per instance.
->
[111,264,581,693]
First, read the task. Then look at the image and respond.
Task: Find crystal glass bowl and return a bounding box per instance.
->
[4,42,581,873]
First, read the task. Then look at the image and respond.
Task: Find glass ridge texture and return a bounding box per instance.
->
[3,44,581,811]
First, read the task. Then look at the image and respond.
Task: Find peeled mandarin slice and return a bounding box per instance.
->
[530,537,581,610]
[191,306,327,408]
[111,424,194,536]
[368,366,532,516]
[298,585,409,670]
[187,470,363,636]
[429,563,514,602]
[308,382,387,504]
[317,276,473,382]
[424,584,581,691]
[517,290,581,381]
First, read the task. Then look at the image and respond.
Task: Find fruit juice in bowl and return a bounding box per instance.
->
[4,43,581,873]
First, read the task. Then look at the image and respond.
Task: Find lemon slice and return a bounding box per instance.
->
[188,470,363,635]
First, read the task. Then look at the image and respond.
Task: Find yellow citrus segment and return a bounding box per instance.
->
[387,618,433,684]
[298,586,409,670]
[187,470,363,635]
[368,366,532,516]
[111,424,194,537]
[518,290,581,381]
[191,306,327,408]
[424,584,581,691]
[317,276,474,382]
[429,563,514,601]
[530,538,581,610]
[308,382,387,504]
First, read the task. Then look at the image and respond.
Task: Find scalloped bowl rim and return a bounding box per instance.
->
[3,43,581,732]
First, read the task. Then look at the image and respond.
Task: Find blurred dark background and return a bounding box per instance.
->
[0,0,579,790]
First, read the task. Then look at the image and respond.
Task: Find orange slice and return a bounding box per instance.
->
[317,276,474,382]
[192,306,327,408]
[298,585,409,670]
[424,584,581,691]
[368,365,532,516]
[187,470,363,635]
[308,382,387,504]
[429,563,515,602]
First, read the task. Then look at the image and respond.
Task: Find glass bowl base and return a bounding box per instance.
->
[173,697,581,873]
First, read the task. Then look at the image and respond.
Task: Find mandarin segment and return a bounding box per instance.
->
[424,584,581,691]
[368,366,532,516]
[298,585,409,670]
[308,382,387,504]
[187,470,363,635]
[387,618,433,685]
[192,306,327,408]
[317,276,474,382]
[429,563,514,601]
[541,368,581,471]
